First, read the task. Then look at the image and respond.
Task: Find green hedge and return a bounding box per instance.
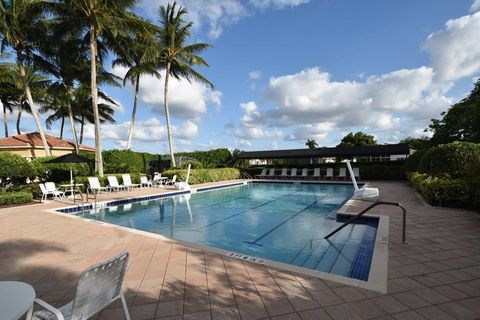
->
[102,150,158,173]
[173,148,232,168]
[7,183,42,199]
[248,162,406,180]
[405,149,427,172]
[162,168,241,184]
[408,172,471,207]
[417,141,480,177]
[0,153,35,185]
[0,192,33,206]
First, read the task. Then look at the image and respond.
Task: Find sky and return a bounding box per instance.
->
[6,0,480,153]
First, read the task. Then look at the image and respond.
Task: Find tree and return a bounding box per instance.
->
[0,0,52,155]
[400,137,431,150]
[338,131,377,147]
[113,33,160,150]
[60,0,148,175]
[0,62,17,137]
[427,79,480,145]
[305,139,318,149]
[158,2,213,167]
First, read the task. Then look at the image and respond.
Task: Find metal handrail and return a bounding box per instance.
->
[241,171,253,179]
[324,201,407,244]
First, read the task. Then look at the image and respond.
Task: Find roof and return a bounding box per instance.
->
[0,132,95,151]
[237,143,410,159]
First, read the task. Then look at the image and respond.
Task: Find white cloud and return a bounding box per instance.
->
[250,0,310,10]
[424,12,480,81]
[249,70,262,80]
[285,122,334,141]
[112,66,221,122]
[471,0,480,12]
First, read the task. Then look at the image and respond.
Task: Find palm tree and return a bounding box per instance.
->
[158,2,213,167]
[60,0,152,175]
[0,0,52,155]
[305,139,318,149]
[113,33,160,150]
[0,62,17,137]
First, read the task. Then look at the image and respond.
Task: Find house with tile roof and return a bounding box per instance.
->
[0,132,95,160]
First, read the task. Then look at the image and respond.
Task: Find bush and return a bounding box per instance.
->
[180,160,204,169]
[404,149,427,173]
[102,150,157,173]
[417,141,480,178]
[173,148,232,168]
[7,183,43,199]
[0,192,33,206]
[162,168,241,184]
[0,153,35,185]
[31,156,91,182]
[408,172,470,207]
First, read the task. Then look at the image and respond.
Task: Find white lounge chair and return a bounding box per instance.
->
[266,168,275,179]
[140,176,152,188]
[300,168,308,179]
[39,183,54,202]
[153,172,164,187]
[289,168,297,179]
[325,168,334,180]
[107,176,127,192]
[277,168,288,179]
[313,168,321,180]
[122,174,141,190]
[88,177,110,194]
[337,168,347,180]
[165,175,177,186]
[255,169,267,179]
[33,252,131,320]
[45,182,65,199]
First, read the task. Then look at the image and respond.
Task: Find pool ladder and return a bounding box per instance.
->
[324,201,407,244]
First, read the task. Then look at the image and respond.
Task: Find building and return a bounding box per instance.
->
[238,143,410,164]
[0,132,95,160]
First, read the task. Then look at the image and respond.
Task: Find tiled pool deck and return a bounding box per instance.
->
[1,181,479,319]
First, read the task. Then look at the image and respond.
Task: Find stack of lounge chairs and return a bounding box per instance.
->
[254,167,360,181]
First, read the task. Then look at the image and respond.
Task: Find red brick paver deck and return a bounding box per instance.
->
[0,181,479,319]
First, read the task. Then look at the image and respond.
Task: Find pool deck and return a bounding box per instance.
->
[1,180,480,319]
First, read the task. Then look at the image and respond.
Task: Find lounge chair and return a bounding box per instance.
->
[300,168,308,179]
[353,167,360,180]
[153,172,164,187]
[325,168,334,180]
[107,176,127,192]
[88,177,110,194]
[337,168,347,180]
[140,176,152,188]
[33,251,131,320]
[313,168,321,180]
[122,174,141,190]
[165,175,177,186]
[45,182,65,199]
[266,168,275,179]
[277,168,288,179]
[255,168,267,179]
[39,183,54,202]
[289,168,298,179]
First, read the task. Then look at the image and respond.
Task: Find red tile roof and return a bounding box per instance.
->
[0,132,95,151]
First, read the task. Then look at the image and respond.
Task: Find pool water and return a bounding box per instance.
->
[79,183,378,280]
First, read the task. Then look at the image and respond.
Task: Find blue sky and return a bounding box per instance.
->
[7,0,480,153]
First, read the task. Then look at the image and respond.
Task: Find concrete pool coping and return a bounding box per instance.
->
[50,179,389,293]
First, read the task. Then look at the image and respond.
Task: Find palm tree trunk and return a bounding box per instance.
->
[16,108,22,135]
[17,52,51,156]
[2,102,8,137]
[60,115,65,139]
[126,74,140,150]
[90,25,103,176]
[67,86,79,154]
[80,113,85,144]
[164,62,176,167]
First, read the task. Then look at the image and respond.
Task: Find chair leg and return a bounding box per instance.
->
[120,292,131,320]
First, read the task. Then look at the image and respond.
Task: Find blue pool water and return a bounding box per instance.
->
[77,183,378,280]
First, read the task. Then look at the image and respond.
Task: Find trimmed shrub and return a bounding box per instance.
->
[102,150,158,173]
[173,148,232,168]
[404,149,427,173]
[162,168,241,184]
[0,192,33,206]
[0,152,35,185]
[417,141,480,177]
[7,183,43,199]
[31,156,91,182]
[180,160,204,169]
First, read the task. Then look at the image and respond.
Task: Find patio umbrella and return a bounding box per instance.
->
[46,154,93,203]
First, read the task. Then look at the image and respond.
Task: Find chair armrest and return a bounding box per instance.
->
[34,298,65,320]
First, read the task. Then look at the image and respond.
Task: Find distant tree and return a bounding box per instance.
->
[305,139,318,149]
[400,137,431,150]
[338,131,377,147]
[427,79,480,145]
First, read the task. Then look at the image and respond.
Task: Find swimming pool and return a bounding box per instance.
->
[75,182,379,281]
